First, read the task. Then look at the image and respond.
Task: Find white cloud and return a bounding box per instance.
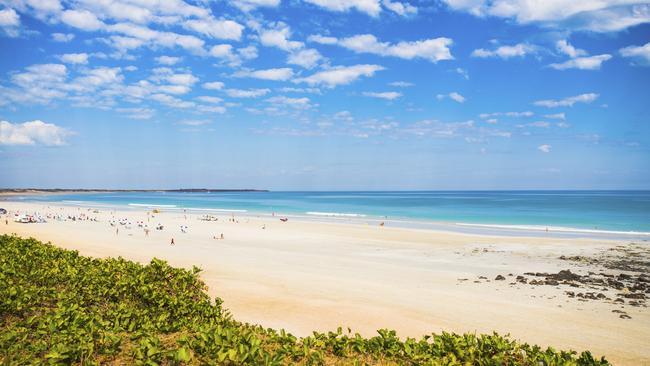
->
[59,53,89,64]
[319,34,453,63]
[620,42,650,65]
[116,107,155,120]
[471,43,535,59]
[295,64,384,88]
[234,68,294,81]
[231,0,281,11]
[538,144,551,153]
[277,87,321,94]
[549,54,611,70]
[0,7,19,26]
[51,33,75,42]
[534,93,599,108]
[259,23,304,51]
[150,93,195,108]
[0,7,19,35]
[544,113,566,120]
[441,0,650,32]
[197,105,226,113]
[449,92,465,103]
[308,34,338,44]
[382,0,417,16]
[479,111,534,119]
[225,88,271,98]
[106,22,205,54]
[151,68,198,86]
[238,46,258,60]
[182,17,244,41]
[155,55,182,65]
[69,0,209,25]
[363,91,402,100]
[209,44,240,64]
[388,81,413,87]
[555,40,586,58]
[196,96,223,104]
[437,92,465,103]
[73,66,124,90]
[3,63,68,105]
[288,49,323,69]
[528,121,550,128]
[203,81,225,90]
[304,0,382,16]
[178,119,211,126]
[0,120,71,146]
[455,67,469,79]
[61,9,104,31]
[266,95,313,109]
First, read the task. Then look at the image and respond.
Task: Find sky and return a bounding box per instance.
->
[0,0,649,190]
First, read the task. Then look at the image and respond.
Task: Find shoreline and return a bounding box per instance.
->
[4,194,649,241]
[0,200,648,365]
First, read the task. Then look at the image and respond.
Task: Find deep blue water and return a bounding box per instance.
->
[10,191,650,233]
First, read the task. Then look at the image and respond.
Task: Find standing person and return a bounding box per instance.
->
[116,227,119,235]
[170,237,175,246]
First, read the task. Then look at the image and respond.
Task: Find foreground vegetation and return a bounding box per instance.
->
[0,235,609,365]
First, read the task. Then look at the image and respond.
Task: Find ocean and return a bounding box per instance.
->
[8,191,650,237]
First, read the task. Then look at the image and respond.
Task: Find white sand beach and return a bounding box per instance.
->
[1,201,648,365]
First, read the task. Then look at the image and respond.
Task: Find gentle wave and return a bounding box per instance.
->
[128,203,177,208]
[183,207,248,213]
[306,211,367,217]
[455,223,650,236]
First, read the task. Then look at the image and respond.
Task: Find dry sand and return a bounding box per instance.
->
[1,201,648,365]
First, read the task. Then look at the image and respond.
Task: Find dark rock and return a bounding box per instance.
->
[495,275,506,281]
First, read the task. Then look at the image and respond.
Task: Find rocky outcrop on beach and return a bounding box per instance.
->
[465,243,650,319]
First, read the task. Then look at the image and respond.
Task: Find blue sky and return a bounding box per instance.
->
[0,0,649,190]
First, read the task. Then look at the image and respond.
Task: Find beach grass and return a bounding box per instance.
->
[0,234,609,365]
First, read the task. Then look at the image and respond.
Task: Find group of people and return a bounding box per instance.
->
[5,206,245,247]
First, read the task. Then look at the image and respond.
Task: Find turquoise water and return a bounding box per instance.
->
[10,191,650,234]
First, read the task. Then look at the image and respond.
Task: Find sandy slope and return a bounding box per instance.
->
[1,201,648,365]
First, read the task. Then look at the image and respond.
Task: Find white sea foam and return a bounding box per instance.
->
[306,211,367,217]
[128,203,177,208]
[184,207,248,213]
[455,223,650,236]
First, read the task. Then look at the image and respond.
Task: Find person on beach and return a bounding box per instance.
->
[170,238,175,245]
[116,228,119,235]
[144,228,149,237]
[220,233,224,239]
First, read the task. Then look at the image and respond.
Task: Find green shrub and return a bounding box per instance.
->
[0,235,609,365]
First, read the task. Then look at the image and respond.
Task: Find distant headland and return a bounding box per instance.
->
[0,188,268,195]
